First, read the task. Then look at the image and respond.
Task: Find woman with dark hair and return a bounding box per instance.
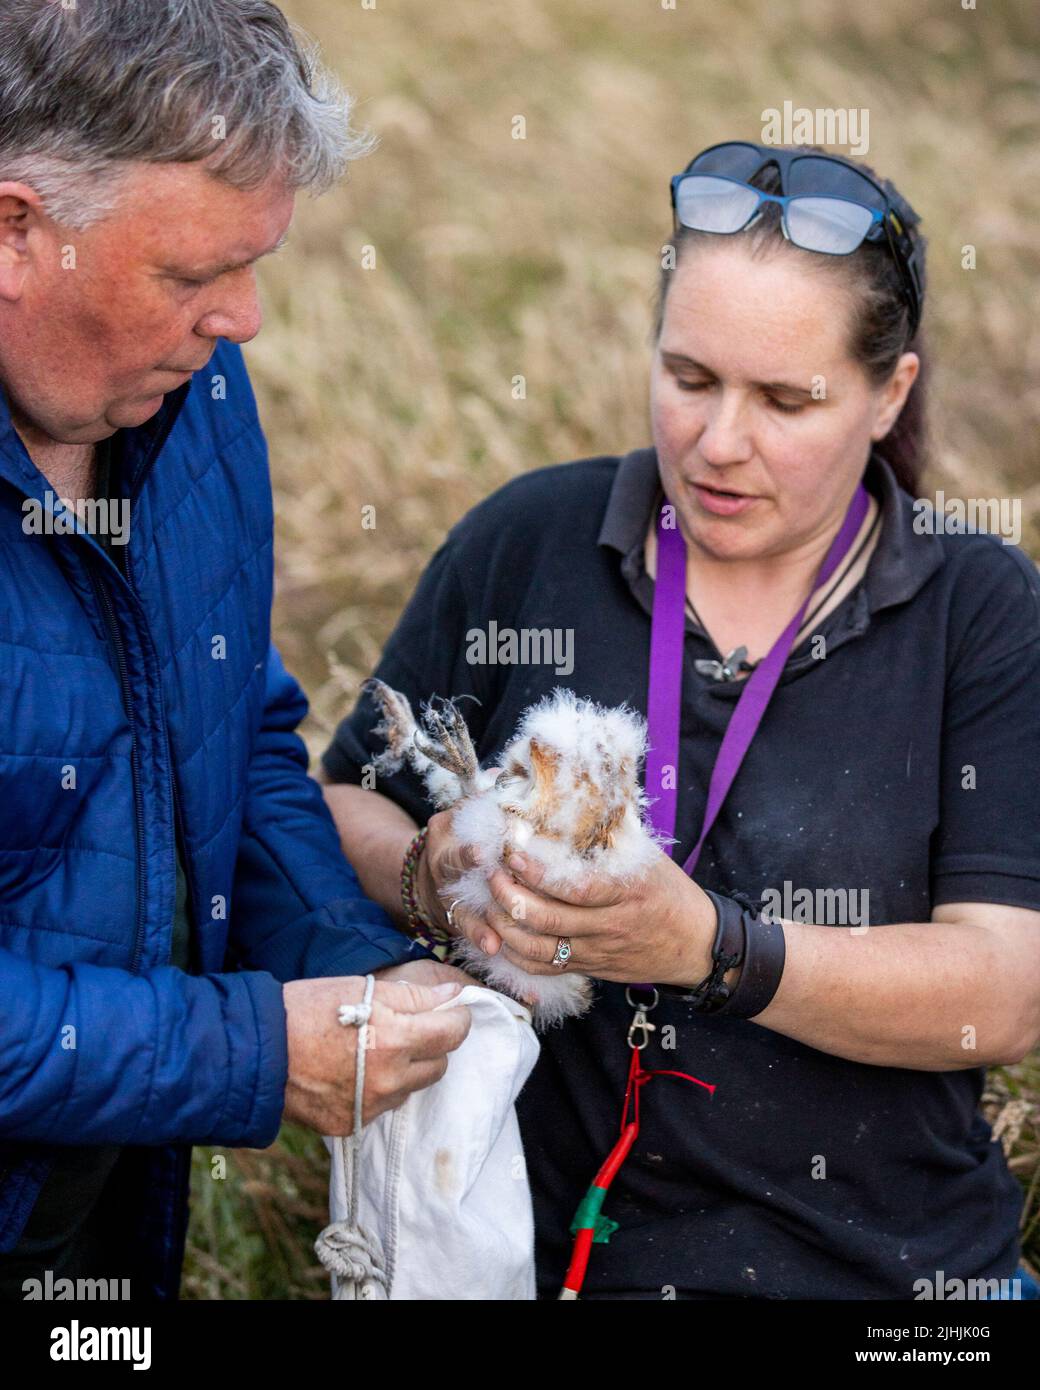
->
[321,142,1040,1300]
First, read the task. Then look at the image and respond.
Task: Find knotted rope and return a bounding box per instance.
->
[314,974,391,1300]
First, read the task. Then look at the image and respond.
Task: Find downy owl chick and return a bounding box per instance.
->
[362,679,669,1027]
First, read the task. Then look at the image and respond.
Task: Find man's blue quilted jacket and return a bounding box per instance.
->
[0,340,418,1297]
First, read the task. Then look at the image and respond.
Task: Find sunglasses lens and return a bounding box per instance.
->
[787,155,885,209]
[675,175,760,232]
[786,197,875,253]
[689,142,767,181]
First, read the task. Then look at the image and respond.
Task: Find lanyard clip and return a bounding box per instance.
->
[625,986,659,1050]
[627,1009,656,1050]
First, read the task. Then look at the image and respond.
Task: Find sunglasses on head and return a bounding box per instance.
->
[670,141,924,339]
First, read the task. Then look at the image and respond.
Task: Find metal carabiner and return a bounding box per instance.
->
[627,1009,656,1050]
[625,986,659,1050]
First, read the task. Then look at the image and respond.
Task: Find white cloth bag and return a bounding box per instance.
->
[323,985,540,1300]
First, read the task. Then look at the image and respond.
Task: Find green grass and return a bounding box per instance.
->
[184,1128,331,1301]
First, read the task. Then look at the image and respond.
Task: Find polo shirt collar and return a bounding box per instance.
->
[596,444,944,615]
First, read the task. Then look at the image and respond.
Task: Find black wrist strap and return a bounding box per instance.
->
[655,889,785,1018]
[724,907,786,1018]
[657,889,745,1011]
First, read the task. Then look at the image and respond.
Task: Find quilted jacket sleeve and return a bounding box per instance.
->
[227,645,426,981]
[0,949,287,1147]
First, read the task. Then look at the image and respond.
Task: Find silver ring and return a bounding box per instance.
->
[551,937,572,969]
[446,898,464,933]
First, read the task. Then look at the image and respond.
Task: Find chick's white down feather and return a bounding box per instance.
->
[362,679,672,1027]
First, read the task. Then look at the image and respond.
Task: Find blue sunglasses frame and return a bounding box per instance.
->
[669,142,924,338]
[671,173,889,244]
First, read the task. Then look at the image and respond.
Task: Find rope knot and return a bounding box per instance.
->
[314,1220,389,1293]
[338,1000,373,1027]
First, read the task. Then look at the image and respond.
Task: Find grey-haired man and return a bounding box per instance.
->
[0,0,468,1300]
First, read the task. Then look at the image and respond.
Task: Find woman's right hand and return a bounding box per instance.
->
[414,774,506,953]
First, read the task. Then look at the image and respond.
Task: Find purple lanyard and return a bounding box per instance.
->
[645,482,869,875]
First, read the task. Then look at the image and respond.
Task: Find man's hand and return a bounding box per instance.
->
[375,958,482,990]
[282,976,471,1136]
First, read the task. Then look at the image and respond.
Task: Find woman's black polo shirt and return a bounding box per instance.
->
[322,446,1040,1300]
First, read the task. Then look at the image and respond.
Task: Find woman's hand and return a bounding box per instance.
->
[412,768,507,939]
[412,807,484,933]
[463,849,720,988]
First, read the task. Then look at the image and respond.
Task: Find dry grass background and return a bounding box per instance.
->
[183,0,1040,1298]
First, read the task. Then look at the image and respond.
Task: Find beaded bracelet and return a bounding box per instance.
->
[400,826,453,961]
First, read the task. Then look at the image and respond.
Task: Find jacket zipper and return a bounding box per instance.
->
[120,544,198,974]
[88,564,148,977]
[168,749,197,972]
